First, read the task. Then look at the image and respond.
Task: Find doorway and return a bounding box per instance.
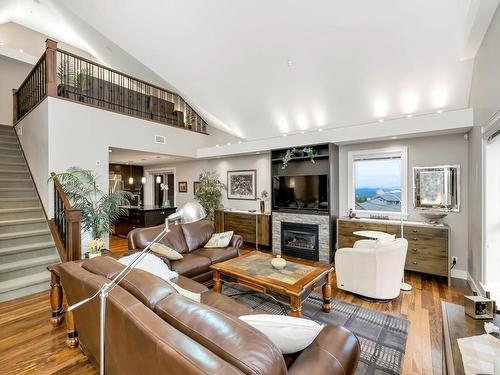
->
[153,172,175,207]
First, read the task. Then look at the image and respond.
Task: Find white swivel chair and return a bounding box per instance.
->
[335,237,408,300]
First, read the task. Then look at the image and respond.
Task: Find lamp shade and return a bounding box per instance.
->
[167,201,206,224]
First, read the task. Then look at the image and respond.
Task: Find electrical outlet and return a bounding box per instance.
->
[452,256,457,264]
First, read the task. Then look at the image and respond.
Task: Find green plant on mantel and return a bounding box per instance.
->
[194,170,226,220]
[281,147,319,169]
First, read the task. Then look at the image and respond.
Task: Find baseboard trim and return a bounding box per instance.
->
[467,272,485,296]
[451,269,468,280]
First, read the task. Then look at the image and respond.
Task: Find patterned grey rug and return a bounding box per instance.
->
[221,284,409,375]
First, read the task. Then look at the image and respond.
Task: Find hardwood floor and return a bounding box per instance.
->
[0,236,470,375]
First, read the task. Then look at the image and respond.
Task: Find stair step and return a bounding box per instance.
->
[0,178,33,189]
[0,271,51,303]
[0,128,15,137]
[0,170,31,180]
[0,242,57,264]
[0,254,59,282]
[0,197,40,209]
[0,162,28,172]
[0,146,22,156]
[0,141,20,149]
[0,228,51,240]
[0,207,44,220]
[0,228,52,248]
[0,217,47,234]
[0,188,35,198]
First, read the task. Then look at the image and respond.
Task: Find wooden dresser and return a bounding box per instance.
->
[337,217,450,284]
[214,210,271,247]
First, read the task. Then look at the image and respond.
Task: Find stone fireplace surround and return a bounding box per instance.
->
[272,211,331,263]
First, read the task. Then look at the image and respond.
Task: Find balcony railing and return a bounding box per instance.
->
[13,39,208,134]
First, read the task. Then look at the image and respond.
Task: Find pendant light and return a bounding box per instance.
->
[156,175,161,184]
[128,163,133,184]
[141,177,146,184]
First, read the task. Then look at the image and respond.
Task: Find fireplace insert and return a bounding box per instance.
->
[281,222,319,261]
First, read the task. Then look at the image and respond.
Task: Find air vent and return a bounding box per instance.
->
[154,135,166,144]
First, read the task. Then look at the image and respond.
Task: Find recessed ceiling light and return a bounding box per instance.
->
[391,136,398,139]
[227,142,231,145]
[215,144,219,147]
[300,131,305,135]
[378,119,384,122]
[238,140,242,144]
[436,110,443,114]
[0,42,4,46]
[407,114,413,118]
[318,128,323,132]
[19,49,23,53]
[283,133,288,137]
[108,149,112,153]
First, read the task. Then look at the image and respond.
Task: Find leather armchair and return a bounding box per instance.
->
[335,238,408,300]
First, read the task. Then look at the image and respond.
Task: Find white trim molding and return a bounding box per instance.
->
[347,146,408,219]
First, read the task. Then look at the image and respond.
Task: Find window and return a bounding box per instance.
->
[348,147,408,217]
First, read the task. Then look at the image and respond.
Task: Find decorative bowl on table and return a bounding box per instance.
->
[419,211,448,224]
[271,255,287,270]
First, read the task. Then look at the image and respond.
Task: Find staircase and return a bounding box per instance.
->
[0,124,59,303]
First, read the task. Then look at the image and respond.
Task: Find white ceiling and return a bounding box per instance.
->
[59,0,496,141]
[108,148,192,166]
[2,0,498,143]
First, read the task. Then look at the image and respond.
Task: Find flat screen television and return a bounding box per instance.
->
[273,175,329,212]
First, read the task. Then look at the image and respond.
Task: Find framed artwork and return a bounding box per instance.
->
[193,181,200,194]
[227,170,256,200]
[178,181,188,193]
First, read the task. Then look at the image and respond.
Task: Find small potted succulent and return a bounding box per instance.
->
[87,238,104,258]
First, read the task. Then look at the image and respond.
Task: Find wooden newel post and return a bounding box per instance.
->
[66,209,82,261]
[45,38,58,97]
[12,89,18,124]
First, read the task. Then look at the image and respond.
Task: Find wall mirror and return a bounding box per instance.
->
[413,165,460,212]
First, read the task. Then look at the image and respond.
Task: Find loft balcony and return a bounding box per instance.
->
[12,39,208,135]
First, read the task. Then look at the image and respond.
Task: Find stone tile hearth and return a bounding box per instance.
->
[272,211,331,263]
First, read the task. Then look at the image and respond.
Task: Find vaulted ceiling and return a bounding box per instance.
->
[2,0,499,141]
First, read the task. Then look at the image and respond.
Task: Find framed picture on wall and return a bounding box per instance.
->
[227,170,256,200]
[178,181,188,193]
[193,181,200,194]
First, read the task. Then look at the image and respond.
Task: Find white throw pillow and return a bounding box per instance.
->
[118,253,179,281]
[151,243,183,260]
[239,314,324,354]
[204,231,234,248]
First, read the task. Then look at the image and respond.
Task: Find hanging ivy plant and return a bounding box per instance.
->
[281,147,319,169]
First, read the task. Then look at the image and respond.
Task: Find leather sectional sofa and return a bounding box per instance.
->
[128,220,242,283]
[58,256,360,374]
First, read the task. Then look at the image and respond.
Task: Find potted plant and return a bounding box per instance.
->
[281,147,318,169]
[87,238,105,258]
[193,170,225,220]
[50,167,132,254]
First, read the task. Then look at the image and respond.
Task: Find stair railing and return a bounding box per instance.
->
[49,172,82,262]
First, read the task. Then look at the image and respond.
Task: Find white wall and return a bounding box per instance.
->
[145,153,271,212]
[468,5,500,290]
[16,97,237,217]
[16,100,50,213]
[338,133,469,275]
[0,56,32,125]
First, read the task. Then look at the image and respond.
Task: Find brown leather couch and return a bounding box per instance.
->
[128,220,242,283]
[58,256,360,375]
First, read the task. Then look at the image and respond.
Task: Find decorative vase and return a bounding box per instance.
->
[259,200,265,213]
[89,252,101,259]
[271,254,287,270]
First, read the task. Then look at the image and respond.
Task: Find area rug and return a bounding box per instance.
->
[221,284,409,375]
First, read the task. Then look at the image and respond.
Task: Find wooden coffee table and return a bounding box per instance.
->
[210,251,334,317]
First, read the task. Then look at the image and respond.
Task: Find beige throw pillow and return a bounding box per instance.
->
[204,231,234,248]
[151,243,183,260]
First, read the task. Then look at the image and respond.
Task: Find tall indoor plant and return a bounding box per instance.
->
[50,167,132,248]
[193,170,225,220]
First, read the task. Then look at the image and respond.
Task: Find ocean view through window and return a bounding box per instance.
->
[354,158,402,212]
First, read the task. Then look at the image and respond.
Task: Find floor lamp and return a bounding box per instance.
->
[67,201,206,375]
[400,214,412,291]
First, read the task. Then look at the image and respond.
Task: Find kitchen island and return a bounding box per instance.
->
[114,205,177,238]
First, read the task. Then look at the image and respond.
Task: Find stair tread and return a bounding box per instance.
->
[0,254,59,273]
[0,197,39,201]
[0,228,50,240]
[0,271,51,293]
[0,187,34,191]
[0,217,45,226]
[0,207,42,213]
[0,178,32,182]
[0,241,55,255]
[0,170,30,174]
